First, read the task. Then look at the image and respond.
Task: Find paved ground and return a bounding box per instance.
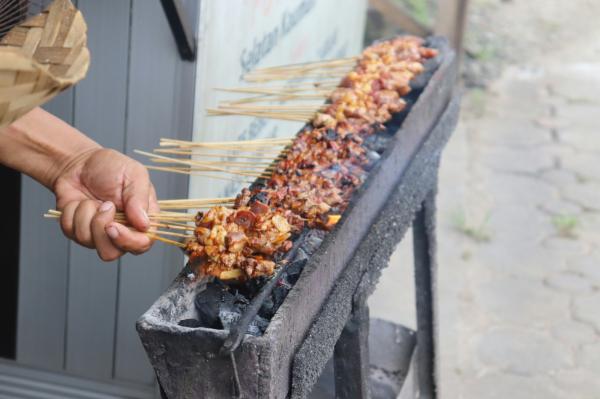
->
[369,1,600,397]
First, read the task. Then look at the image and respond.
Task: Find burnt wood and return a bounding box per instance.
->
[137,38,458,399]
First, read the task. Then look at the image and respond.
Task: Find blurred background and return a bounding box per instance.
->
[369,0,600,398]
[1,0,599,398]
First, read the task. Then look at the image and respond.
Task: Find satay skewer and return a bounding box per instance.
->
[146,165,255,183]
[149,157,274,170]
[136,150,269,178]
[147,165,272,179]
[205,109,313,121]
[160,137,293,146]
[243,71,351,83]
[146,233,187,248]
[44,212,192,248]
[245,56,357,73]
[153,149,279,160]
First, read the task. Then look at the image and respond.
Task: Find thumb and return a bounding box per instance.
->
[122,166,151,231]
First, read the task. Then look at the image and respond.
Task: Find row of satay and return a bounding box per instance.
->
[186,36,437,280]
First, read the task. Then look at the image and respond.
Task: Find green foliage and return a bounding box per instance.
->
[552,215,578,238]
[468,88,487,118]
[396,0,432,26]
[450,209,491,243]
[472,45,496,62]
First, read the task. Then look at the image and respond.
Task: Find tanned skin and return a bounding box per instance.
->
[0,107,159,261]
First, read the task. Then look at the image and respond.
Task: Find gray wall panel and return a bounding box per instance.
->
[64,0,132,380]
[15,0,197,389]
[16,90,74,370]
[114,0,195,384]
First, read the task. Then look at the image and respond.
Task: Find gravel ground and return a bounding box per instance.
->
[369,1,600,397]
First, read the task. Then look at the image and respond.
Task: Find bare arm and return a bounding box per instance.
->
[0,107,159,261]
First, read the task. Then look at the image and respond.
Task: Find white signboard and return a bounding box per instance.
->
[189,0,367,199]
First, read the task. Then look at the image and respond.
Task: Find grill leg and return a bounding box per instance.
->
[412,189,438,399]
[333,299,370,399]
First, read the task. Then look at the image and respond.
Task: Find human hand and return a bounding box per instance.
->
[53,147,159,261]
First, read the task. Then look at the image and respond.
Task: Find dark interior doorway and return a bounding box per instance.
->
[0,165,20,359]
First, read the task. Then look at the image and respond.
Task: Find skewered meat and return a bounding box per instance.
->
[186,206,294,279]
[186,36,437,280]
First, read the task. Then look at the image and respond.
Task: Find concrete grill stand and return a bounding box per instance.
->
[137,38,459,399]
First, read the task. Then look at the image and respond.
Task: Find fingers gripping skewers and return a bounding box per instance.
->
[44,197,236,248]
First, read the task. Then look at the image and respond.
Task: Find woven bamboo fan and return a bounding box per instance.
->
[0,0,90,128]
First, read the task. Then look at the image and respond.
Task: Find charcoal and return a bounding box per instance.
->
[250,190,269,205]
[366,150,381,163]
[258,296,276,319]
[292,247,310,263]
[233,291,250,306]
[325,129,338,140]
[341,176,354,187]
[248,180,266,192]
[247,315,270,336]
[194,283,233,329]
[218,300,244,331]
[271,279,292,308]
[236,276,268,298]
[285,257,307,285]
[363,134,390,154]
[300,229,325,254]
[178,318,203,328]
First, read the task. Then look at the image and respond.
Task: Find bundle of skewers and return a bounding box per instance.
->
[46,36,438,282]
[44,197,236,248]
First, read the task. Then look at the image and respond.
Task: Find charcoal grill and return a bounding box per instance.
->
[137,38,459,399]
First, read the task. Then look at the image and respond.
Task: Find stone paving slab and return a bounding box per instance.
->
[369,5,600,395]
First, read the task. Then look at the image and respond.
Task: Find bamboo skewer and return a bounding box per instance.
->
[205,108,313,121]
[160,137,293,146]
[152,163,272,177]
[247,64,354,76]
[153,149,279,160]
[136,150,272,179]
[44,209,197,222]
[149,165,272,179]
[219,104,325,111]
[215,85,337,95]
[158,139,289,154]
[149,157,274,169]
[152,230,193,239]
[44,211,194,249]
[157,197,234,205]
[146,166,268,181]
[146,165,255,183]
[243,70,352,83]
[146,233,187,248]
[245,56,357,73]
[224,94,332,105]
[151,222,195,231]
[244,72,350,83]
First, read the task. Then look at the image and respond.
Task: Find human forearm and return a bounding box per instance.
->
[0,107,100,189]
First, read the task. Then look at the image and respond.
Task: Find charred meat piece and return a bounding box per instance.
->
[185,36,437,280]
